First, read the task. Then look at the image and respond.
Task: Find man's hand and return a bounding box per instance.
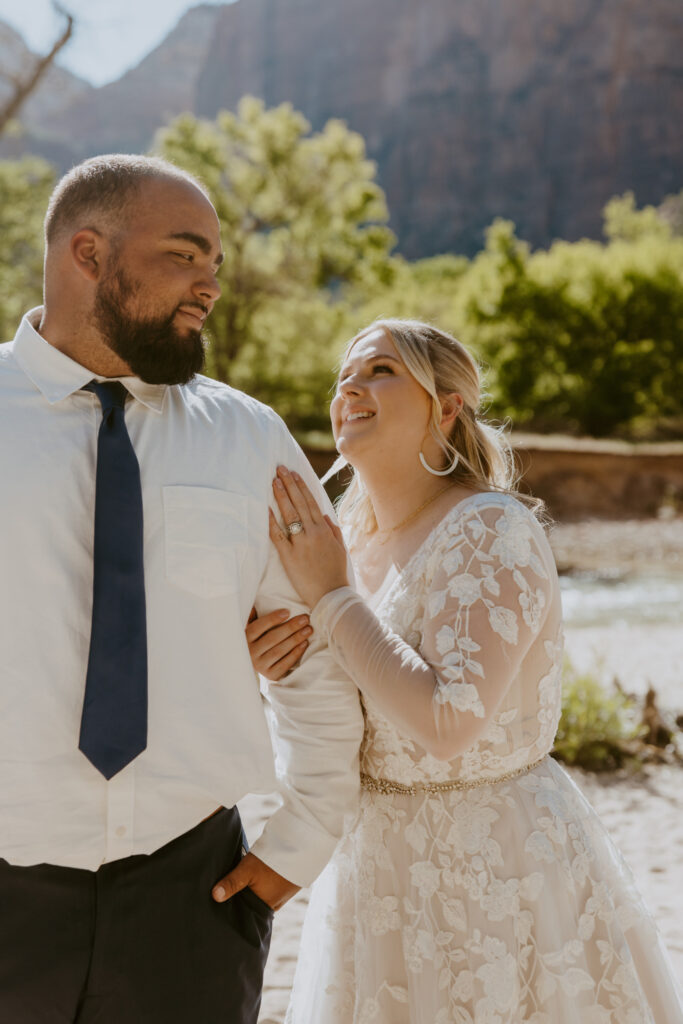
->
[211,851,300,911]
[246,606,312,680]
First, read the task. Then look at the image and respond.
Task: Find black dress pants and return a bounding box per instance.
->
[0,807,273,1023]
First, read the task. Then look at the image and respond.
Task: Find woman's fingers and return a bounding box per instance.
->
[275,466,325,526]
[268,480,350,608]
[279,468,323,524]
[273,475,305,532]
[324,515,344,544]
[269,507,290,546]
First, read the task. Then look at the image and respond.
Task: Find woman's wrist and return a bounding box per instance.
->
[310,585,359,632]
[307,577,350,610]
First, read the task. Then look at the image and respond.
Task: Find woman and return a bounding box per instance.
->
[249,319,682,1023]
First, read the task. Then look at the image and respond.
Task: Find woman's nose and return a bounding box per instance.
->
[339,375,363,397]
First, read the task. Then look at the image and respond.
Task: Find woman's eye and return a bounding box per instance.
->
[338,363,394,385]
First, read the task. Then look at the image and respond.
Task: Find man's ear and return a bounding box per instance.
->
[69,229,105,282]
[439,392,464,434]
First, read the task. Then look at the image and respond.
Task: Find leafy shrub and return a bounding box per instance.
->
[552,658,646,771]
[0,157,54,342]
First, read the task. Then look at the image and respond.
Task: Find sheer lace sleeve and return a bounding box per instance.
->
[310,499,554,761]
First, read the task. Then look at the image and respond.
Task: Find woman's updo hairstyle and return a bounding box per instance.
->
[333,318,533,537]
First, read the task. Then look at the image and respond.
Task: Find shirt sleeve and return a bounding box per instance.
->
[309,501,553,762]
[248,420,364,888]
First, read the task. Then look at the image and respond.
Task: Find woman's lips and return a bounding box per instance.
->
[344,411,375,423]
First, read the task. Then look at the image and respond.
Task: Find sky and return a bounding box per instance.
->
[0,0,233,87]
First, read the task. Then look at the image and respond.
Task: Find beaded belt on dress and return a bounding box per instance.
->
[360,754,547,795]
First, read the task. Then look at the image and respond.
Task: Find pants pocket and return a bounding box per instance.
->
[239,884,275,920]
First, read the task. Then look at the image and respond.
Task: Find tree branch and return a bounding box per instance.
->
[0,4,75,135]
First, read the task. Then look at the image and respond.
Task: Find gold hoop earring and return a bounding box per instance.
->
[419,450,459,477]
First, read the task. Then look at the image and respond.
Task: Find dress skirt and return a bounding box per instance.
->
[286,756,682,1024]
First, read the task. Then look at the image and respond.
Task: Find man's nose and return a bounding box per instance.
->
[194,271,221,305]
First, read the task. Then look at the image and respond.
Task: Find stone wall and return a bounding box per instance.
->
[305,435,683,522]
[512,435,683,521]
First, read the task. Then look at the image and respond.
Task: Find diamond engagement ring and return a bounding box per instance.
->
[286,521,304,536]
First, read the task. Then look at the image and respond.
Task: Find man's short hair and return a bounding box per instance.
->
[44,154,210,245]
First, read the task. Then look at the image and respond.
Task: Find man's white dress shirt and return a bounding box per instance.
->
[0,309,363,886]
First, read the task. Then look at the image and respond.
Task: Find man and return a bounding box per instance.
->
[0,154,363,1023]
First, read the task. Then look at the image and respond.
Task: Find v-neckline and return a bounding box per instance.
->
[356,491,505,604]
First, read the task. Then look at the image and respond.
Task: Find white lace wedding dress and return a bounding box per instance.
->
[285,493,682,1023]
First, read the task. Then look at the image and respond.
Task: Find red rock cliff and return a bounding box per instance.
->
[195,0,683,256]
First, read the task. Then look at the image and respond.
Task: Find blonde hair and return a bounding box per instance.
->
[333,318,536,536]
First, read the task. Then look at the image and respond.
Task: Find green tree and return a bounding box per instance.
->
[154,101,682,440]
[335,253,470,348]
[658,190,683,236]
[155,98,394,433]
[604,191,671,243]
[325,196,683,440]
[0,157,55,341]
[459,213,683,437]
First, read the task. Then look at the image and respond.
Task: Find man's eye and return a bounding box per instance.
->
[172,252,194,262]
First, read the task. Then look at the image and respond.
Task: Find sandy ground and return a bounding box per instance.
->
[241,519,683,1021]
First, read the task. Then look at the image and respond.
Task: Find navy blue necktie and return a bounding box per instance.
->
[79,381,148,779]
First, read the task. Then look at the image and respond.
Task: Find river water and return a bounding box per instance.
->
[560,571,683,628]
[560,571,683,710]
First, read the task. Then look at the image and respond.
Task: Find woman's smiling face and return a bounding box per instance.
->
[331,326,433,465]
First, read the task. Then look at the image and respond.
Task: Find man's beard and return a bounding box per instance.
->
[93,265,207,385]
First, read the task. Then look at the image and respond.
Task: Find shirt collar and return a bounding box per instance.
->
[12,307,168,415]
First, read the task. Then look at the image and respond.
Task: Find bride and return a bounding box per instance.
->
[249,319,682,1023]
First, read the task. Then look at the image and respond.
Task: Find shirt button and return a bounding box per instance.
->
[115,826,127,838]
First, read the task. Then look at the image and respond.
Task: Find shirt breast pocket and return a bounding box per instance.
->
[163,486,249,599]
